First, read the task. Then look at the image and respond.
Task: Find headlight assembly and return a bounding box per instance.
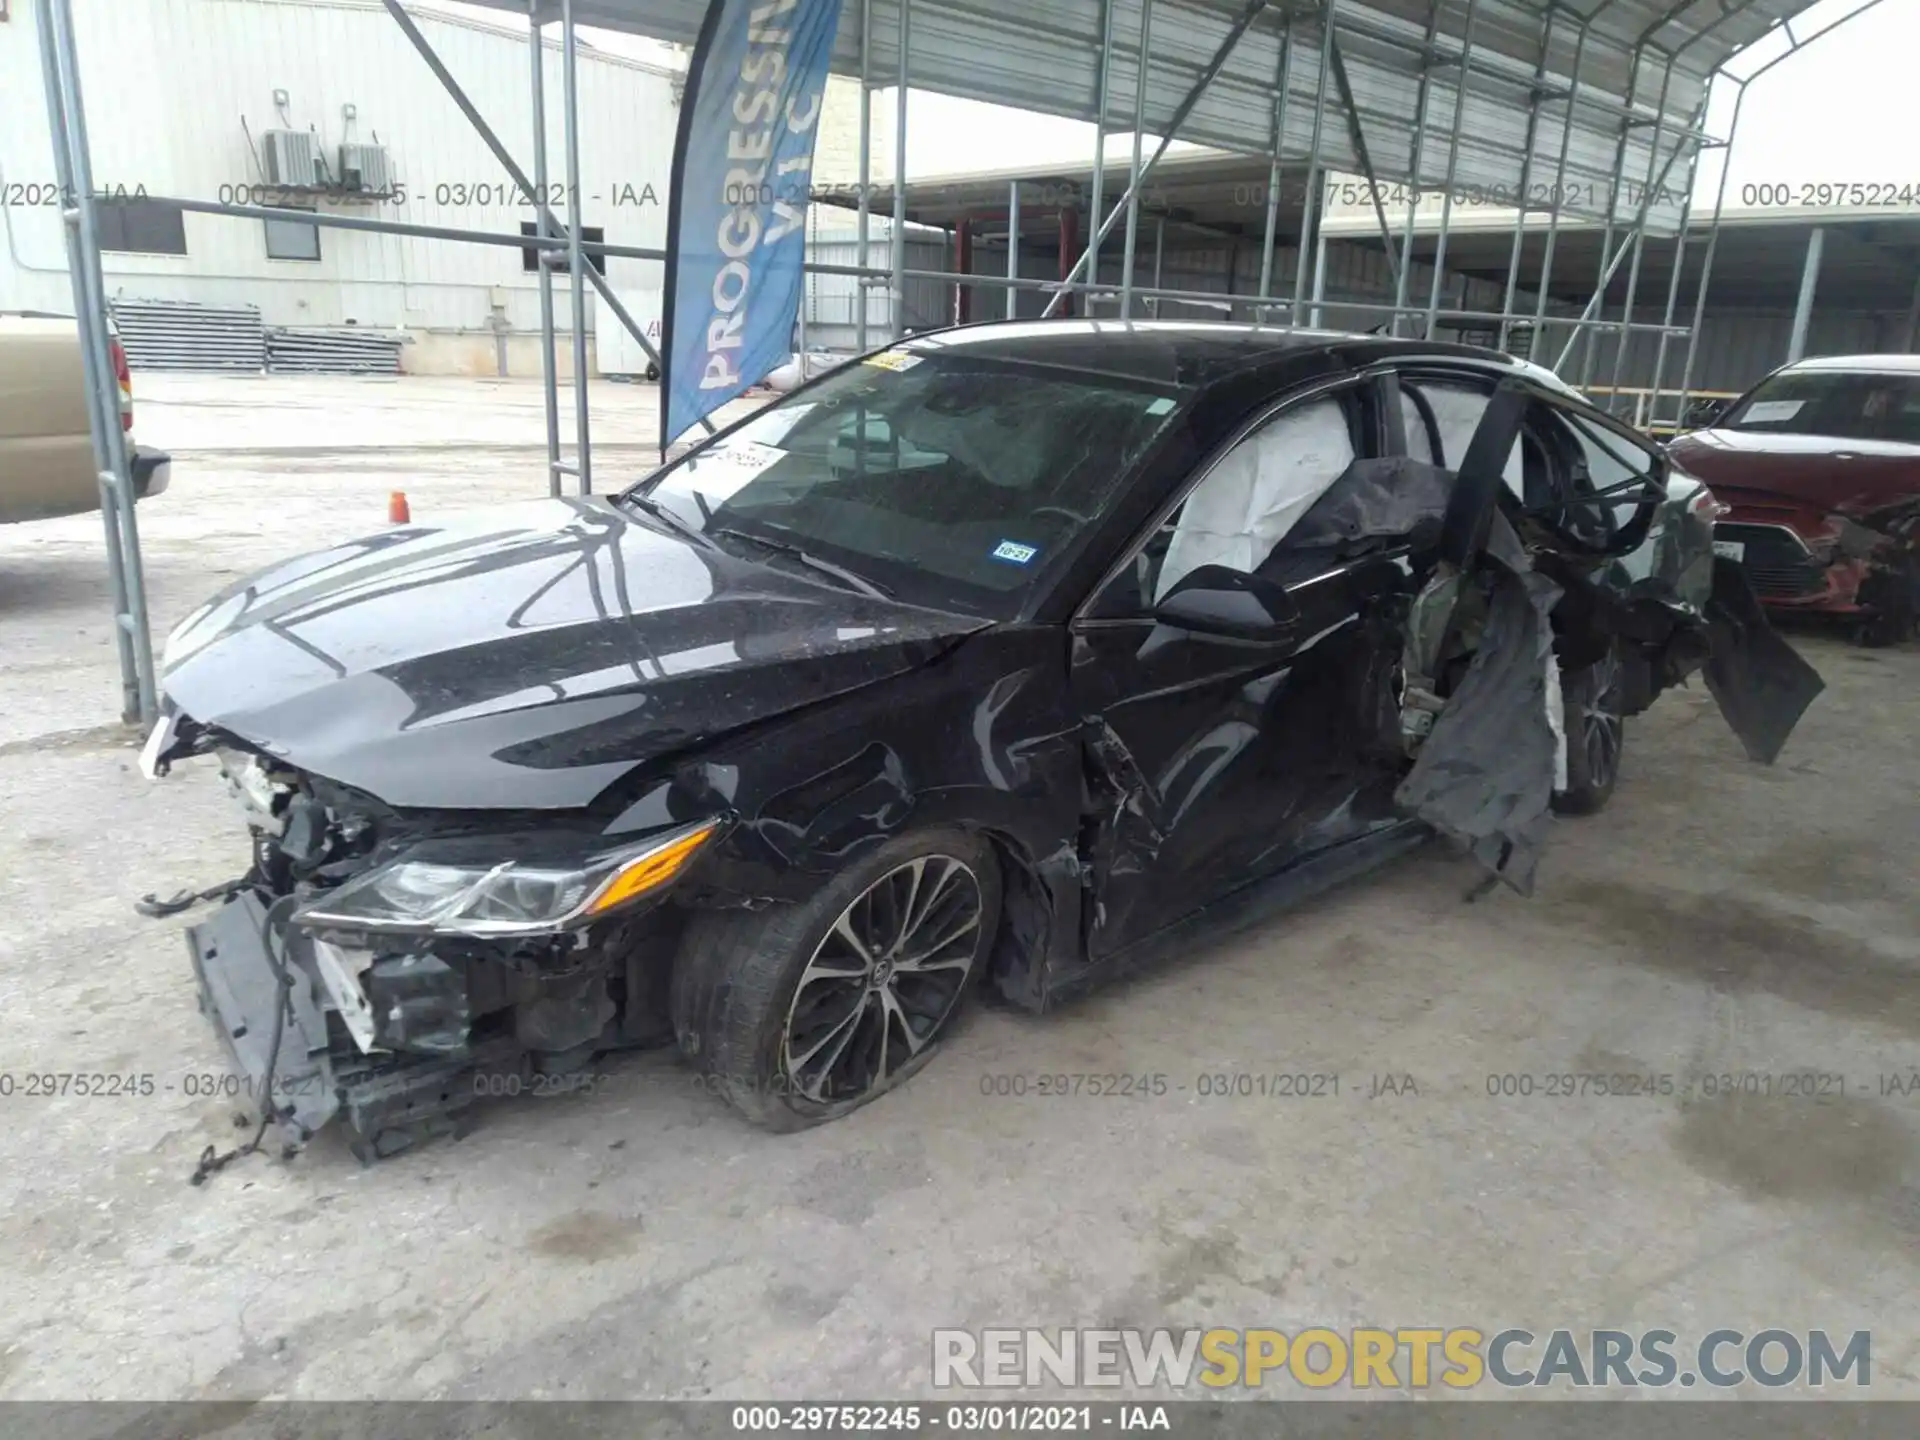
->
[292,819,722,938]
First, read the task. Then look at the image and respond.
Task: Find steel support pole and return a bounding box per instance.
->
[560,0,591,492]
[1391,0,1442,337]
[799,211,812,349]
[147,190,1689,348]
[1119,0,1155,318]
[1606,55,1687,400]
[1680,0,1891,404]
[1309,228,1329,328]
[379,0,710,437]
[1675,87,1740,412]
[1903,269,1920,354]
[1498,5,1555,350]
[1007,183,1021,319]
[1585,0,1760,390]
[1786,226,1824,364]
[1550,2,1710,383]
[891,0,910,338]
[1643,158,1697,427]
[528,4,561,492]
[906,266,1690,327]
[1531,20,1590,340]
[37,0,156,723]
[1087,0,1117,293]
[1327,34,1401,296]
[1550,133,1696,374]
[1577,103,1639,379]
[1421,0,1477,340]
[1153,216,1166,297]
[1575,1,1703,387]
[1043,0,1270,318]
[857,0,873,350]
[1258,16,1293,301]
[1291,0,1339,324]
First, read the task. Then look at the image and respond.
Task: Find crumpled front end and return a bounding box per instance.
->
[1714,492,1920,642]
[166,736,709,1162]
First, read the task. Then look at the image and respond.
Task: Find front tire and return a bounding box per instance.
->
[1552,645,1625,816]
[671,829,1000,1131]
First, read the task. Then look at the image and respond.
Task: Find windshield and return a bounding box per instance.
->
[631,349,1184,615]
[1722,370,1920,444]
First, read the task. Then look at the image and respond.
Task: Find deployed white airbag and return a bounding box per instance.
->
[1156,398,1356,601]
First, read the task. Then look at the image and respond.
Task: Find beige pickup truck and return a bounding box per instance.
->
[0,312,170,524]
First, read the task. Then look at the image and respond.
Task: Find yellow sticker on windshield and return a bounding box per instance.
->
[862,350,923,372]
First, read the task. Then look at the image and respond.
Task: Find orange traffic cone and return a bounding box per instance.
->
[388,490,411,524]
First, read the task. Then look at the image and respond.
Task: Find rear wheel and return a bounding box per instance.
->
[1552,644,1625,816]
[671,829,999,1131]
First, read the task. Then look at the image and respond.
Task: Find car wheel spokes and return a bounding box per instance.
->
[783,855,983,1104]
[1578,650,1624,783]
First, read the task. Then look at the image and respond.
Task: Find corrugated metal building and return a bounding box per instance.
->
[0,0,857,375]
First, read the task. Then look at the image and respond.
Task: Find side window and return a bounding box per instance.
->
[1089,393,1359,617]
[1403,378,1524,495]
[1531,403,1661,544]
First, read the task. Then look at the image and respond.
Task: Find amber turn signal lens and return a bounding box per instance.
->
[583,821,721,917]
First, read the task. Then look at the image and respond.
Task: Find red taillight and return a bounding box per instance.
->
[112,336,132,431]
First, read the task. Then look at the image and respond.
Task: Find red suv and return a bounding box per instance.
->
[1667,354,1920,645]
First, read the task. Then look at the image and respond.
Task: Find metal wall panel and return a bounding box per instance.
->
[1,0,687,336]
[807,224,951,348]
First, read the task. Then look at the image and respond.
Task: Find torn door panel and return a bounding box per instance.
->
[1392,517,1565,894]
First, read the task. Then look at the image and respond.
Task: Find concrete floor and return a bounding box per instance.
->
[0,374,1915,1402]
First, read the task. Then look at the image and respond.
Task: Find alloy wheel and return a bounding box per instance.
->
[1574,648,1624,788]
[782,855,984,1104]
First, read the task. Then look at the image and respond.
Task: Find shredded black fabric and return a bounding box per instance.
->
[136,876,250,919]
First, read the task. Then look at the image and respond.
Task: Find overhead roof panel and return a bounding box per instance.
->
[483,0,1831,234]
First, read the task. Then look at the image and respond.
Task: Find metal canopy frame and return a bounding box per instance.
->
[31,0,1873,724]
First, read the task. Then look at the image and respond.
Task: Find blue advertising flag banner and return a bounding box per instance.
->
[662,0,846,448]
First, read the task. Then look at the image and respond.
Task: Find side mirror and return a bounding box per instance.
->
[1152,564,1302,641]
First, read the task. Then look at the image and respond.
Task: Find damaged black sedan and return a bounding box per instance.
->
[145,322,1821,1160]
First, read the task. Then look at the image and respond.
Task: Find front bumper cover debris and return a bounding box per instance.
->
[187,892,521,1162]
[188,892,337,1143]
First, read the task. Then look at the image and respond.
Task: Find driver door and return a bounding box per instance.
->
[1070,377,1407,959]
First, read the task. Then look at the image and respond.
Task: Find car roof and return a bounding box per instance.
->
[896,319,1539,389]
[1780,353,1920,375]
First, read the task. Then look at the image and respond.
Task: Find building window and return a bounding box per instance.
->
[264,208,322,262]
[520,221,606,276]
[97,198,187,255]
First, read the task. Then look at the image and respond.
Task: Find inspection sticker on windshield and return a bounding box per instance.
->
[862,350,923,372]
[991,540,1039,565]
[1741,399,1806,423]
[714,440,785,472]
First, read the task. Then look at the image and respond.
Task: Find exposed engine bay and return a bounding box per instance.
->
[173,741,697,1162]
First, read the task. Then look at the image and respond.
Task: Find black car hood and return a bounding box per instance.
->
[161,497,989,810]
